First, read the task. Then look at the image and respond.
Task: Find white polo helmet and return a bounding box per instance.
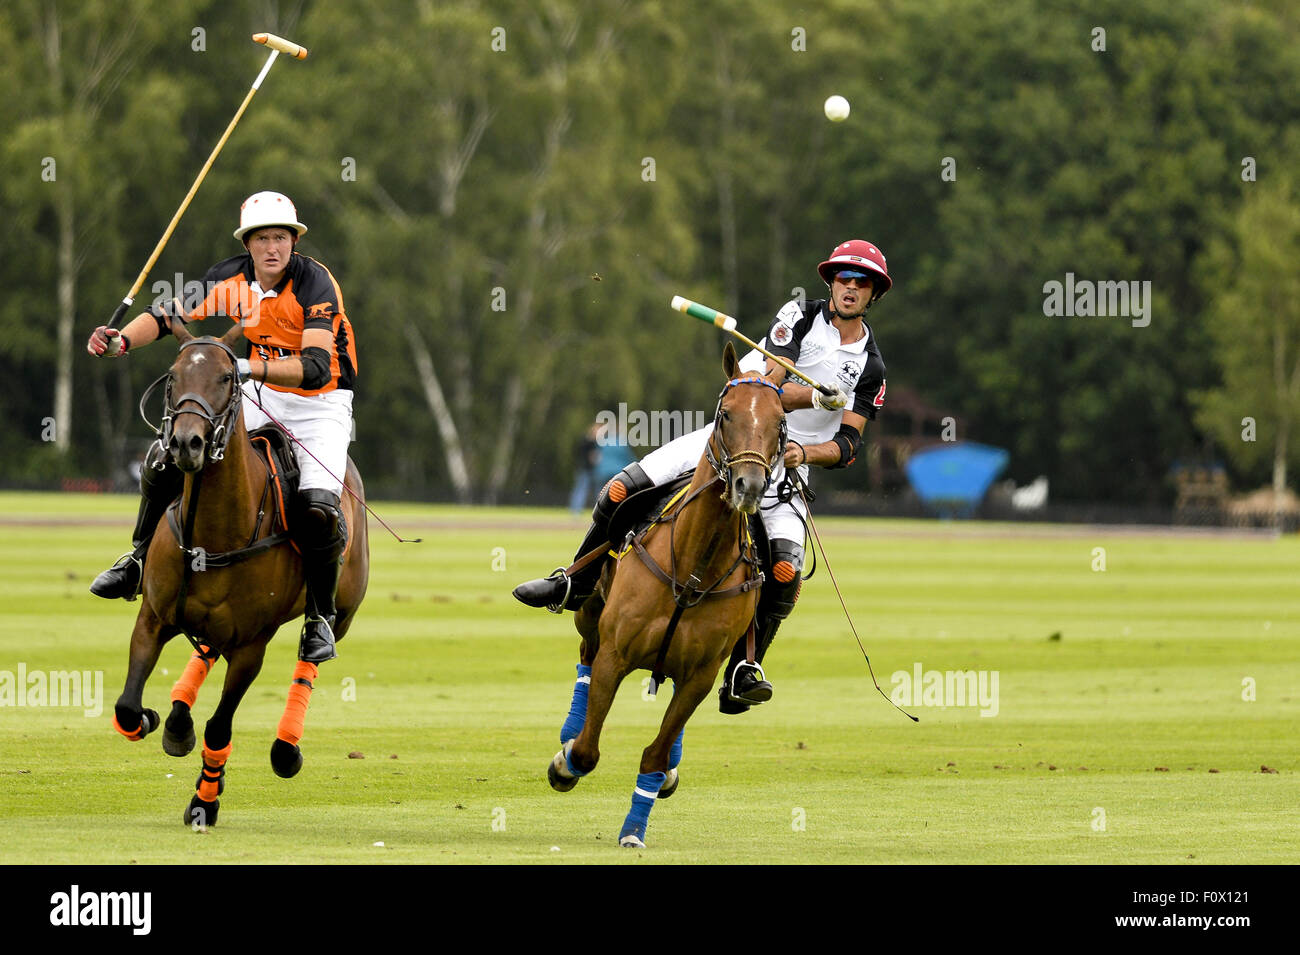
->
[233,191,308,242]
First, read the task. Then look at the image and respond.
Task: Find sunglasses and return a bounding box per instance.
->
[834,269,875,287]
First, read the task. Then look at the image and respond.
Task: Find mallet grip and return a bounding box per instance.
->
[106,299,132,330]
[253,33,308,59]
[672,295,737,331]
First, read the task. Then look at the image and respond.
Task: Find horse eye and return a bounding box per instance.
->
[220,373,233,384]
[720,409,731,422]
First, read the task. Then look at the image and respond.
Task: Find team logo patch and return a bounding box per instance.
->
[307,302,334,319]
[838,361,862,389]
[771,323,793,346]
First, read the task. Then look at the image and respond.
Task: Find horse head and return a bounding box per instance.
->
[163,321,247,473]
[707,342,787,515]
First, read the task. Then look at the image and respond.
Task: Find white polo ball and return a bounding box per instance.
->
[824,95,850,122]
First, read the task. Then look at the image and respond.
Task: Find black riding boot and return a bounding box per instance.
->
[90,443,182,600]
[293,489,347,664]
[513,464,655,612]
[720,539,804,714]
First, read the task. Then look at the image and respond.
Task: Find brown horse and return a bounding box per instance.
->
[111,321,369,826]
[547,343,786,847]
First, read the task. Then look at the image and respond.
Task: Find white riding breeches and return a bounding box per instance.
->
[241,383,353,496]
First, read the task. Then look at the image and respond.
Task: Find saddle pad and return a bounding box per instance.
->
[249,425,299,534]
[609,470,768,570]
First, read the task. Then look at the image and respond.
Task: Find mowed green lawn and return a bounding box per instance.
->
[0,491,1296,864]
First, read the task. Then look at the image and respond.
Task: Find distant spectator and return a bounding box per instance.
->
[568,420,603,513]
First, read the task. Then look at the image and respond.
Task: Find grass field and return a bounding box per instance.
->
[1,491,1297,864]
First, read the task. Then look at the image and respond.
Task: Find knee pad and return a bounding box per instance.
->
[594,463,654,524]
[759,540,804,622]
[294,489,344,547]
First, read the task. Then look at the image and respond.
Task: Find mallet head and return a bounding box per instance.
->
[253,33,308,59]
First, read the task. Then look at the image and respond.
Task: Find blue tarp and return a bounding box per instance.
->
[905,442,1010,517]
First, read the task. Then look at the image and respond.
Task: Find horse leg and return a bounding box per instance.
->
[659,724,685,800]
[548,645,627,792]
[112,603,175,742]
[162,645,215,757]
[270,659,319,778]
[619,671,714,848]
[184,641,266,828]
[558,660,592,747]
[549,595,604,786]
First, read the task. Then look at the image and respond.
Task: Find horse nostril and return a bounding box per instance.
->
[188,434,204,453]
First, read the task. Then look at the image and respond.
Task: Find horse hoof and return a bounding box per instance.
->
[162,706,196,757]
[270,738,303,779]
[658,767,679,800]
[184,795,219,828]
[618,834,646,848]
[548,751,578,792]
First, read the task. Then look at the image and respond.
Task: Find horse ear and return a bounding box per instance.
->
[722,341,738,379]
[172,316,194,345]
[221,322,245,351]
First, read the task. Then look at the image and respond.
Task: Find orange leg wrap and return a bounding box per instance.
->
[276,661,318,746]
[112,714,146,741]
[197,743,232,802]
[170,646,214,708]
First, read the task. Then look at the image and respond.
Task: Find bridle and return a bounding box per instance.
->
[704,375,787,495]
[141,338,244,465]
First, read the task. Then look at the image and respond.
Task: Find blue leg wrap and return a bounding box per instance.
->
[619,771,667,844]
[560,664,592,744]
[562,739,588,779]
[669,729,684,770]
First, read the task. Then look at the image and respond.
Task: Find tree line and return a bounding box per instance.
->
[2,0,1297,506]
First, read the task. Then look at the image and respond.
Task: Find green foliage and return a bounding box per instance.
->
[1,0,1298,502]
[1193,177,1300,486]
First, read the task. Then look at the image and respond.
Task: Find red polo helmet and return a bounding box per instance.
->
[817,239,891,303]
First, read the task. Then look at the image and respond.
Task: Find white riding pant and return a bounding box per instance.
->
[241,383,353,497]
[637,423,808,548]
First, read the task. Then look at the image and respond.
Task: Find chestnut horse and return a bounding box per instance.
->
[111,321,369,826]
[547,343,786,847]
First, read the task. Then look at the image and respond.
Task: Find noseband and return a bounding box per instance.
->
[705,375,787,493]
[155,339,244,464]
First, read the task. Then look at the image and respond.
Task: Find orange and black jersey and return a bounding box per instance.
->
[155,252,357,396]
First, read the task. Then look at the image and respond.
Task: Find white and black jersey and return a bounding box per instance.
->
[738,298,887,445]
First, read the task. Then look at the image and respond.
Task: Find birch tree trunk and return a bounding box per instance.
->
[405,321,472,502]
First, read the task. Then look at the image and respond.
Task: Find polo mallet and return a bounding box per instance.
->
[670,296,837,396]
[103,33,309,330]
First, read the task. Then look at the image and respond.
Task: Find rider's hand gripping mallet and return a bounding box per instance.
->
[670,296,838,396]
[103,33,309,330]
